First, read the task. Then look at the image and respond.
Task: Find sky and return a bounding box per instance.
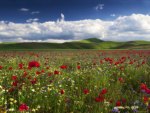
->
[0,0,150,42]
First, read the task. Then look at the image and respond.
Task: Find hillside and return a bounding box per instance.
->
[0,38,149,50]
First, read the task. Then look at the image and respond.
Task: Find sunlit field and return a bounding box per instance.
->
[0,50,150,113]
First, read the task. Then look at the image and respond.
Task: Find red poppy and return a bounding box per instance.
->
[12,75,17,81]
[142,61,145,65]
[100,88,107,95]
[116,100,121,106]
[31,78,37,85]
[83,89,89,94]
[8,67,13,70]
[48,72,52,76]
[23,71,27,77]
[60,65,67,69]
[143,96,149,103]
[28,66,32,70]
[129,61,133,64]
[118,77,124,83]
[12,81,18,87]
[121,98,126,104]
[28,61,40,68]
[77,65,81,69]
[114,62,119,66]
[104,58,109,62]
[95,96,104,102]
[18,63,24,69]
[36,71,41,75]
[0,66,3,70]
[140,83,147,91]
[100,60,103,64]
[54,70,59,75]
[60,89,65,94]
[19,103,29,111]
[121,56,126,60]
[41,69,45,73]
[145,88,150,94]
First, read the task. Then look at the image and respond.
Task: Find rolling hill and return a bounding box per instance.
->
[0,38,149,50]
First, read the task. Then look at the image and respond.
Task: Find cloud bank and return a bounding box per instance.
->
[0,14,150,42]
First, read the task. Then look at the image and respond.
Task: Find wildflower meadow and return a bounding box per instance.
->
[0,50,150,113]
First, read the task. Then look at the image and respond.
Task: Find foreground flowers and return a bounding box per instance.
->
[83,89,89,94]
[0,65,3,69]
[140,83,150,94]
[28,61,40,68]
[0,50,149,113]
[19,103,29,112]
[95,88,108,102]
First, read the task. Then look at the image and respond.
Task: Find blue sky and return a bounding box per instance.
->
[0,0,150,22]
[0,0,150,42]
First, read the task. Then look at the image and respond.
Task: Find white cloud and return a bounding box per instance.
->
[57,13,65,22]
[0,14,150,42]
[26,18,39,23]
[111,14,116,17]
[106,14,150,41]
[31,11,40,15]
[60,13,65,21]
[19,8,29,12]
[95,4,104,11]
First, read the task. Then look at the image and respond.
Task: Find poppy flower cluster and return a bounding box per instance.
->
[28,61,40,68]
[140,83,150,94]
[104,57,114,64]
[0,50,149,112]
[95,88,108,102]
[143,96,149,103]
[114,56,126,65]
[12,75,18,87]
[115,98,126,106]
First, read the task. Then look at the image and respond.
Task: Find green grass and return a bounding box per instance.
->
[0,50,150,113]
[0,38,149,50]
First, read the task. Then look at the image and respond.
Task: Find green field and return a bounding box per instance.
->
[0,38,150,50]
[0,50,150,113]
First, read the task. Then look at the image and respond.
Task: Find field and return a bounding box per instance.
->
[0,38,150,50]
[0,50,150,113]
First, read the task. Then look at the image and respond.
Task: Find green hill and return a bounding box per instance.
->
[0,38,149,50]
[77,38,104,43]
